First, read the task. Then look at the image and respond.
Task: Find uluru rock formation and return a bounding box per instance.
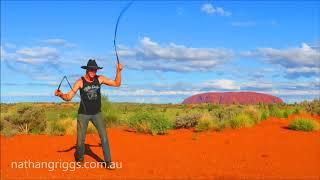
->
[182,92,283,105]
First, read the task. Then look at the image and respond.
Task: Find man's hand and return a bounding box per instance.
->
[54,89,63,97]
[117,63,123,72]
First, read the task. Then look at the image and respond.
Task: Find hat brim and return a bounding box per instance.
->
[81,66,103,70]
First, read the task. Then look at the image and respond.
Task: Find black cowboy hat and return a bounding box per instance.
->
[81,59,103,70]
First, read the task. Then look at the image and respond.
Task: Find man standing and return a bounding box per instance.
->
[54,59,122,169]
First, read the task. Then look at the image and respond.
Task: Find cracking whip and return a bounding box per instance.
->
[113,0,134,64]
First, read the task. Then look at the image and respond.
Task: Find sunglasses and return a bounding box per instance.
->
[87,68,97,72]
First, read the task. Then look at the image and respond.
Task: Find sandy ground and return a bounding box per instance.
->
[1,113,320,179]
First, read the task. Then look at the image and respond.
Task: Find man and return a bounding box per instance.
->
[54,59,122,169]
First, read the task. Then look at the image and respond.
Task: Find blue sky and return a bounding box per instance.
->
[1,1,319,104]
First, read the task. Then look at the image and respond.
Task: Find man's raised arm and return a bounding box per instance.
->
[54,79,82,101]
[99,63,122,87]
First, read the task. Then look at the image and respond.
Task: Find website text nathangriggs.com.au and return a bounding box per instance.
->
[11,160,123,171]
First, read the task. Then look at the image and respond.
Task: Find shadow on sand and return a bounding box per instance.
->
[57,144,104,162]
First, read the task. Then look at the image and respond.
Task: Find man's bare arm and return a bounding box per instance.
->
[99,63,122,87]
[99,75,121,87]
[54,79,82,101]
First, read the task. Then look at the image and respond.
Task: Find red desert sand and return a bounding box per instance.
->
[1,113,320,179]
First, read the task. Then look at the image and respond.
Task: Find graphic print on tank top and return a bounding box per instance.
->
[83,84,100,100]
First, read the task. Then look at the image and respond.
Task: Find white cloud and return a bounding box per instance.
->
[251,43,319,67]
[16,46,59,64]
[42,38,76,48]
[119,37,234,72]
[240,81,273,91]
[2,44,64,80]
[243,43,320,78]
[4,43,16,49]
[1,46,19,61]
[1,46,6,61]
[201,3,231,16]
[200,79,240,90]
[5,92,52,97]
[285,67,320,78]
[139,37,232,61]
[176,7,184,16]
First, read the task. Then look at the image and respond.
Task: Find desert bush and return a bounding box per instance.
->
[59,118,76,135]
[211,106,241,122]
[161,108,167,113]
[0,117,3,131]
[268,104,283,118]
[195,113,231,132]
[103,113,120,127]
[267,104,293,118]
[292,108,300,115]
[260,110,270,120]
[229,113,254,129]
[282,109,289,118]
[195,119,214,132]
[59,112,68,119]
[288,118,320,131]
[207,104,217,112]
[10,104,47,134]
[175,114,201,129]
[87,123,97,134]
[0,115,18,136]
[194,114,216,132]
[101,96,121,126]
[303,99,320,115]
[244,106,261,123]
[47,120,66,136]
[128,111,173,135]
[122,106,128,114]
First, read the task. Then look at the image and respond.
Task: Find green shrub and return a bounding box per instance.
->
[104,113,120,127]
[267,104,291,118]
[244,106,261,123]
[282,109,289,118]
[303,99,320,115]
[207,104,216,112]
[59,112,68,119]
[211,106,241,122]
[47,120,66,136]
[87,123,97,134]
[229,113,254,129]
[10,104,47,134]
[195,118,214,132]
[175,114,201,129]
[268,104,282,118]
[260,110,270,120]
[0,115,18,136]
[292,108,300,115]
[101,96,121,126]
[288,118,320,131]
[128,111,173,135]
[215,121,228,131]
[0,118,3,131]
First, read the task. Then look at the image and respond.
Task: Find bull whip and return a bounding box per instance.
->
[113,0,134,64]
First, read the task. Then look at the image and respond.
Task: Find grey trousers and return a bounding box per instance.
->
[76,112,111,163]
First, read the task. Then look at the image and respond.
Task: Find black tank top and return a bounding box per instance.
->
[78,75,101,115]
